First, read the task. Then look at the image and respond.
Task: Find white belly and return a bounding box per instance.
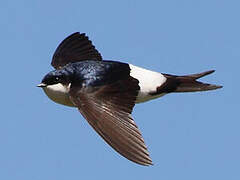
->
[42,83,76,107]
[129,64,167,103]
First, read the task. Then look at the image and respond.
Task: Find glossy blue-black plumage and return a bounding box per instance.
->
[42,60,131,88]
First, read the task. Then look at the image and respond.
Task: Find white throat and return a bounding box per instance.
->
[42,83,75,107]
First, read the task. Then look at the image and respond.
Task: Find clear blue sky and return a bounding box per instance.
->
[0,0,239,179]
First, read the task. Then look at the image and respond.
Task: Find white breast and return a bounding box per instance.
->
[129,64,167,103]
[42,83,76,107]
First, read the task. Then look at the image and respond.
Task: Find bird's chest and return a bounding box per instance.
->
[42,83,76,107]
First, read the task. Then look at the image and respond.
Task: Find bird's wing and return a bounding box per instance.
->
[51,32,102,69]
[69,77,153,166]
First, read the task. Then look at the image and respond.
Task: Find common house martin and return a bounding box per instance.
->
[38,32,222,166]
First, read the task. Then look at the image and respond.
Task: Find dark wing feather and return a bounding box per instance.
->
[69,77,153,166]
[51,32,102,69]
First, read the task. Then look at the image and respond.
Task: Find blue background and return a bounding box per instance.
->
[1,0,239,179]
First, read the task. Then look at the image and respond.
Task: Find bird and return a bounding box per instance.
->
[38,32,222,166]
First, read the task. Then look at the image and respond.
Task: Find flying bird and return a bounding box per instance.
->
[38,32,222,166]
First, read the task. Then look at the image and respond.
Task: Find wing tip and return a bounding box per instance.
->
[130,153,153,166]
[142,161,154,166]
[136,159,153,166]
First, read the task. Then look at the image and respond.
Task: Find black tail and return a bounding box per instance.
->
[161,70,222,93]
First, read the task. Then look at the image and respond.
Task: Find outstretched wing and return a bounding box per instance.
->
[51,32,102,69]
[69,77,153,166]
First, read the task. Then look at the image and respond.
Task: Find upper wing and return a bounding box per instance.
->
[51,32,102,69]
[69,77,153,166]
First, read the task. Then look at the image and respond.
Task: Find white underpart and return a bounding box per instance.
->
[129,64,167,103]
[42,83,76,107]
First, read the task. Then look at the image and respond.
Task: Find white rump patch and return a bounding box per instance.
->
[129,64,167,103]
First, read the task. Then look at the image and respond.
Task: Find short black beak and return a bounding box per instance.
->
[37,83,47,88]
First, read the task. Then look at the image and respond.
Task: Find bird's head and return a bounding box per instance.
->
[37,70,71,88]
[37,69,74,107]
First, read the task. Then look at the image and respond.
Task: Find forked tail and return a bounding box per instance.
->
[162,70,222,93]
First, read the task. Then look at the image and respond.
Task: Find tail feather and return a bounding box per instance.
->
[162,70,222,93]
[181,70,215,79]
[174,81,222,92]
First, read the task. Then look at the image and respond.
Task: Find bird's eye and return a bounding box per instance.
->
[55,77,60,81]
